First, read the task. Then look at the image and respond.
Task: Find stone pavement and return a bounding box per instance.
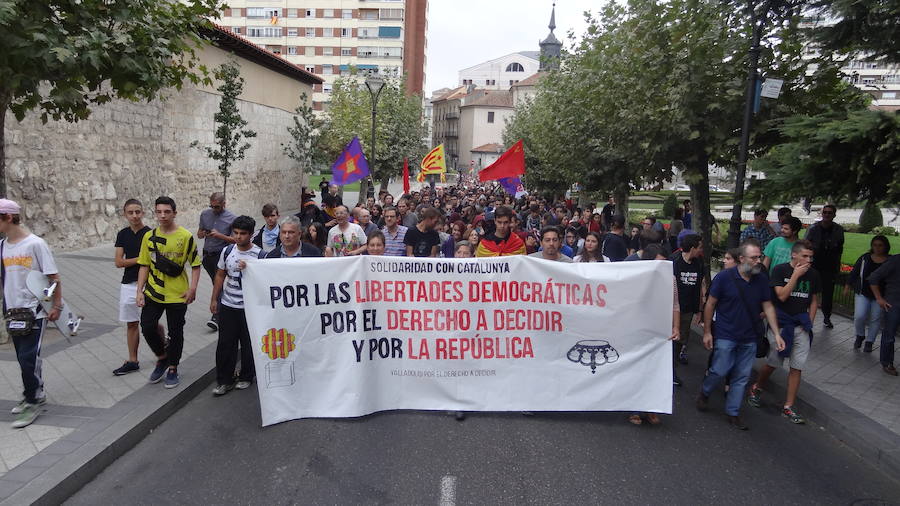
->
[0,245,217,502]
[0,241,899,502]
[796,312,900,433]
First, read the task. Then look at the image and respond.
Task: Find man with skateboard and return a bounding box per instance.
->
[136,196,202,389]
[0,199,61,428]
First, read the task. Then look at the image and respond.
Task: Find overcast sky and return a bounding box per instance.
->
[424,0,599,95]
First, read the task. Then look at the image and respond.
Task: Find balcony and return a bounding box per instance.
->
[444,128,458,138]
[445,110,459,119]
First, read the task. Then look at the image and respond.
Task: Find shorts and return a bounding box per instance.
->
[119,282,140,323]
[766,327,811,371]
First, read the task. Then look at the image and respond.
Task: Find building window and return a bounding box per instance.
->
[485,79,495,86]
[306,9,315,18]
[287,46,297,55]
[232,27,242,34]
[306,28,315,37]
[378,26,401,38]
[379,8,403,20]
[341,68,350,77]
[341,28,350,37]
[305,65,315,73]
[322,64,333,75]
[324,83,333,94]
[360,27,376,38]
[268,45,282,54]
[505,62,525,72]
[287,8,298,18]
[341,48,352,56]
[360,9,378,20]
[883,91,897,99]
[287,28,298,37]
[247,27,282,37]
[323,27,333,37]
[324,9,334,17]
[323,47,333,56]
[487,112,495,123]
[247,7,279,18]
[305,46,314,56]
[342,9,352,19]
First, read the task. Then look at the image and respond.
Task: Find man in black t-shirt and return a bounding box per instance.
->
[601,215,629,262]
[404,207,441,257]
[600,195,616,231]
[113,199,152,376]
[748,240,820,424]
[671,234,704,382]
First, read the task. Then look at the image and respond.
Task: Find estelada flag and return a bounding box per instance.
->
[417,144,447,182]
[478,139,525,182]
[330,136,370,186]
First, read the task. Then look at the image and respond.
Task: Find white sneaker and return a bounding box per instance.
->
[12,405,39,428]
[11,397,46,414]
[235,380,252,390]
[212,384,234,396]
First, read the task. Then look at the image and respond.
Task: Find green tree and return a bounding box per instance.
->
[0,0,220,197]
[504,0,862,263]
[191,61,257,199]
[319,73,427,203]
[749,109,900,206]
[282,92,325,181]
[812,0,900,63]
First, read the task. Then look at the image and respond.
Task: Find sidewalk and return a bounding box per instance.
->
[0,245,219,504]
[0,243,899,502]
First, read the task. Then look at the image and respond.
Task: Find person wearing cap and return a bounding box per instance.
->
[0,199,62,428]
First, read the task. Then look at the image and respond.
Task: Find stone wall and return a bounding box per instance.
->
[4,86,307,251]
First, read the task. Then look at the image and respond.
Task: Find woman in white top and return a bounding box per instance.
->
[573,232,610,262]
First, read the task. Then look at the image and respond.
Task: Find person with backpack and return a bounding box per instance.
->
[210,216,261,396]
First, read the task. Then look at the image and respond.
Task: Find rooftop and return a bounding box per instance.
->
[472,143,504,153]
[199,24,323,85]
[462,91,513,108]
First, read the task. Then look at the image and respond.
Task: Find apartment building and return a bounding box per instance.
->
[220,0,427,110]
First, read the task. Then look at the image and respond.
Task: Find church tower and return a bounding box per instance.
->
[539,2,562,71]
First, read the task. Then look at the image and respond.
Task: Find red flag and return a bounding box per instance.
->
[402,157,410,194]
[478,140,525,182]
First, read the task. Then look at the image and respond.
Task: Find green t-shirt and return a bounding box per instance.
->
[137,226,201,303]
[763,236,795,274]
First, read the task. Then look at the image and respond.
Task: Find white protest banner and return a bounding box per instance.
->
[243,256,673,426]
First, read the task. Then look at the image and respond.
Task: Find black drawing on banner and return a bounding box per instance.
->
[266,360,296,388]
[567,340,619,374]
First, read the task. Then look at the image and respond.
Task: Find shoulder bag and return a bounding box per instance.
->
[728,271,770,358]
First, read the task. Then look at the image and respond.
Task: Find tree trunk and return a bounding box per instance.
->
[0,97,8,198]
[689,154,713,284]
[357,178,369,206]
[379,178,389,193]
[614,185,630,218]
[222,176,228,201]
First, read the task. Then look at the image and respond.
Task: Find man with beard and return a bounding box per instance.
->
[697,243,785,430]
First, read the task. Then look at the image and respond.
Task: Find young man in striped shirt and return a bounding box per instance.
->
[380,206,408,256]
[210,215,261,395]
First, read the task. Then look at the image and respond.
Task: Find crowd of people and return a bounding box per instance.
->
[2,178,898,431]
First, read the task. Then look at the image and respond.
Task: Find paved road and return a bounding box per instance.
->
[66,351,900,505]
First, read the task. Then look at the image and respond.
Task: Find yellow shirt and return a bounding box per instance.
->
[137,226,201,303]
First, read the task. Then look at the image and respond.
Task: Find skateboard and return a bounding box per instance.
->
[25,270,84,338]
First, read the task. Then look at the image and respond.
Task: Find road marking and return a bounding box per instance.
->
[439,475,457,506]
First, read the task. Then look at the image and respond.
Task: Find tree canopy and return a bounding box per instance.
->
[318,74,428,199]
[0,0,220,196]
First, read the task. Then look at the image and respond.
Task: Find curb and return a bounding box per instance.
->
[763,368,900,479]
[1,341,217,506]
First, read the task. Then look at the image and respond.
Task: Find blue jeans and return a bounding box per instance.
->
[854,294,883,343]
[12,319,46,403]
[702,338,757,416]
[880,305,900,367]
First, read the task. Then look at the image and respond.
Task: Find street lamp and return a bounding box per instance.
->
[364,74,385,202]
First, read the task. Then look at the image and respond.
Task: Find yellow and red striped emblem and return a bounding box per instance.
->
[261,328,296,360]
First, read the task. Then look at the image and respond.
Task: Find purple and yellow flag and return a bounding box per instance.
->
[330,136,370,186]
[498,177,527,198]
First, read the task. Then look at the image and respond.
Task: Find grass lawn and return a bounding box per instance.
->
[837,232,900,266]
